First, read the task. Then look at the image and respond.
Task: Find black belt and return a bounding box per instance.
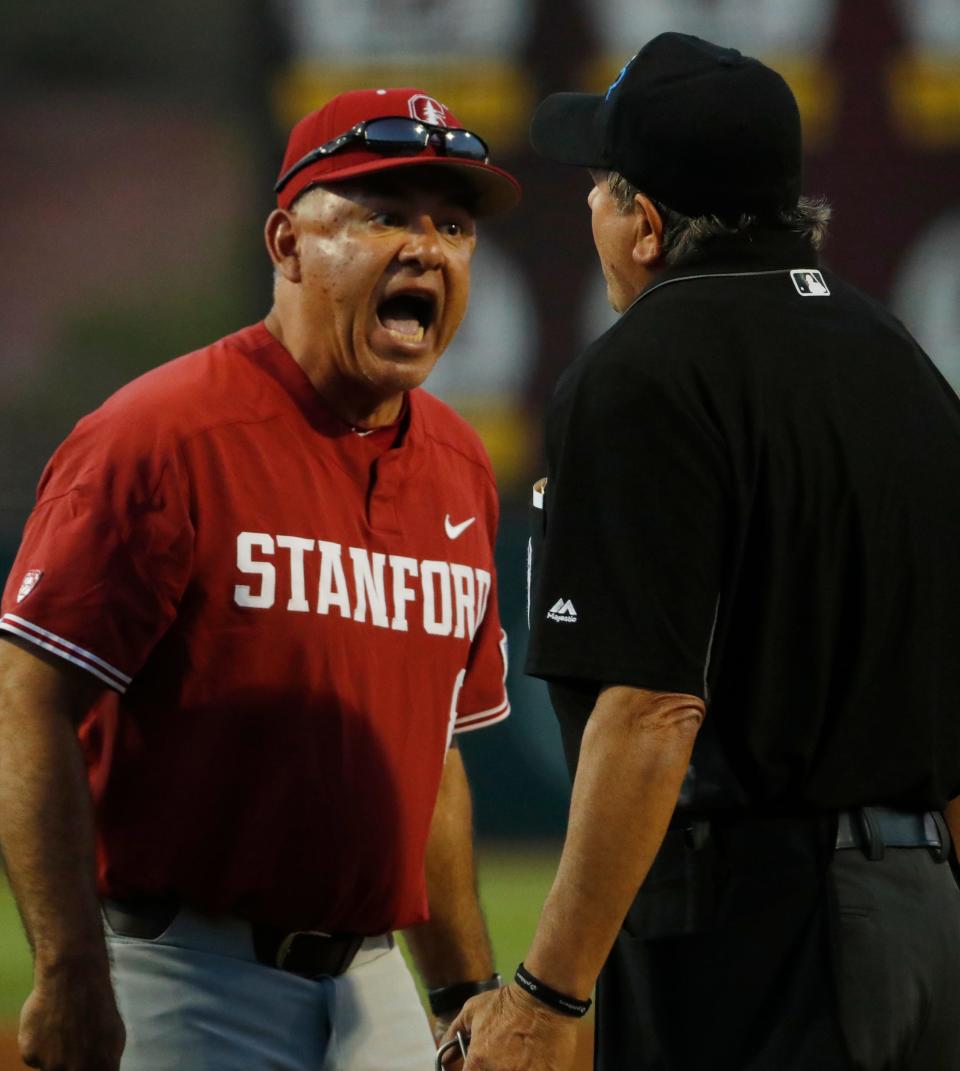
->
[835,806,949,861]
[250,926,366,979]
[101,897,367,979]
[673,806,951,863]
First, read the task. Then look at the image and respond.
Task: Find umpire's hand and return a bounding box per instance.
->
[19,969,125,1071]
[441,984,578,1071]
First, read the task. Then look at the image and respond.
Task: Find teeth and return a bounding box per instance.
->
[386,326,425,343]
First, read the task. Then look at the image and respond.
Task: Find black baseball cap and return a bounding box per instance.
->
[529,32,802,220]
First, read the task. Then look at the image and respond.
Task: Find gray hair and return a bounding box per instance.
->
[606,171,831,267]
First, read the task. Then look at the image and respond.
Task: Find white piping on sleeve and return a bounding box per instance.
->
[453,628,510,734]
[0,615,130,693]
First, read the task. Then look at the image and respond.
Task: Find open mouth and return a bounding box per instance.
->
[376,293,436,344]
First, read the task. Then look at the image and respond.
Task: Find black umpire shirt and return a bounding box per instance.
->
[526,228,960,815]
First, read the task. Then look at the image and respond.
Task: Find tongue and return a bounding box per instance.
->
[379,295,427,337]
[382,314,421,336]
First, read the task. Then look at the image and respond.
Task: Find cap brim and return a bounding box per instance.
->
[529,92,607,168]
[285,155,521,217]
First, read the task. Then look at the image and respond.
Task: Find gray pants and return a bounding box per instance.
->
[596,820,960,1070]
[831,846,960,1068]
[105,906,435,1071]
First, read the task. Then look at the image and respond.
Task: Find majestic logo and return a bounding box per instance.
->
[16,569,43,604]
[408,93,448,127]
[790,268,831,297]
[547,598,577,624]
[444,515,476,540]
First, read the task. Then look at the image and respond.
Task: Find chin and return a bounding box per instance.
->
[368,351,440,395]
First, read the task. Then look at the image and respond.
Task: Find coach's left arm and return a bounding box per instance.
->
[402,743,497,1039]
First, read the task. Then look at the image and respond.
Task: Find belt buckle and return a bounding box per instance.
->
[275,929,331,970]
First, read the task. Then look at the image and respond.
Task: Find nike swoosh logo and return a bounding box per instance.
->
[444,515,476,540]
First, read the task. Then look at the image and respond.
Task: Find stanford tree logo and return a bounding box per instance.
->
[407,94,448,127]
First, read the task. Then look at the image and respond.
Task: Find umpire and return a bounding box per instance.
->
[446,32,960,1071]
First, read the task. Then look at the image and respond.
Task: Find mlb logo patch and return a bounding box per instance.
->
[16,569,43,603]
[407,93,448,127]
[791,269,831,296]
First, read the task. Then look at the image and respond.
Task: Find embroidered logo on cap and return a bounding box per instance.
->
[408,94,448,127]
[16,569,43,604]
[790,269,831,297]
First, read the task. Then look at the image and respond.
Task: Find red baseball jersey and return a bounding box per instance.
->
[1,323,510,933]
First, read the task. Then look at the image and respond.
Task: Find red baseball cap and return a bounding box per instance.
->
[275,88,522,216]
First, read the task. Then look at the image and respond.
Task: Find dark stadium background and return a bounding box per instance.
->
[2,1,959,1062]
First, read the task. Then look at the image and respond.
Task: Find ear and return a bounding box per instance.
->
[264,209,302,283]
[631,193,664,268]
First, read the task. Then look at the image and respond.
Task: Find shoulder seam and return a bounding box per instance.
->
[44,412,285,504]
[174,412,286,451]
[421,426,497,492]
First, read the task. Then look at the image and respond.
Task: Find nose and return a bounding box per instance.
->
[398,215,444,271]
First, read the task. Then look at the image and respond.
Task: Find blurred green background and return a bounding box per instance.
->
[0,882,27,1023]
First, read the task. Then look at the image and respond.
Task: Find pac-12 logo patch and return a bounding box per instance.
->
[408,94,448,127]
[790,269,831,296]
[16,569,44,603]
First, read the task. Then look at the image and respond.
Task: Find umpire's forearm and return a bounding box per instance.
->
[0,638,109,978]
[524,685,703,998]
[402,745,495,987]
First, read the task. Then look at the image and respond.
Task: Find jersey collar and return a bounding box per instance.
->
[619,229,820,316]
[234,322,427,486]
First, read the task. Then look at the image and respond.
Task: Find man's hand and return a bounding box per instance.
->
[19,966,125,1071]
[441,984,579,1071]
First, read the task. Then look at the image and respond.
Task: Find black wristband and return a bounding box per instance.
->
[428,973,501,1016]
[514,962,592,1018]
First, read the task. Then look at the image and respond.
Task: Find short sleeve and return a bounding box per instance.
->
[525,349,728,698]
[451,489,510,734]
[1,413,194,692]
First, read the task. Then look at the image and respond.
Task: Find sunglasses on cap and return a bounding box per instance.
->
[274,117,491,195]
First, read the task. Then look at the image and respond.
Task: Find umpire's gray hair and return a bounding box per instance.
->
[606,171,831,267]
